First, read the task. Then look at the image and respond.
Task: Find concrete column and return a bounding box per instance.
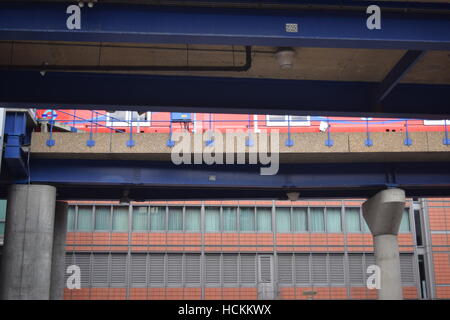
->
[0,184,56,300]
[362,188,405,300]
[50,201,68,300]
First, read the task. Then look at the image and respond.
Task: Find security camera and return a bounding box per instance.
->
[287,192,300,201]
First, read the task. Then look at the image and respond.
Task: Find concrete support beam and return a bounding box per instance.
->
[0,184,56,300]
[50,201,68,300]
[362,188,405,300]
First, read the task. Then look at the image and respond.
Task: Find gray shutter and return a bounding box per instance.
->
[348,254,364,285]
[400,254,415,285]
[130,253,147,288]
[311,254,328,285]
[110,253,127,287]
[74,253,91,288]
[277,254,293,285]
[205,254,221,286]
[223,254,238,286]
[259,256,272,283]
[185,254,201,286]
[149,254,165,287]
[294,253,310,285]
[240,254,256,285]
[167,254,183,286]
[329,253,345,285]
[92,253,109,287]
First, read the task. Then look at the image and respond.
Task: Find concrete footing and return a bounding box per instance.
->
[50,201,68,300]
[362,188,405,300]
[0,184,56,300]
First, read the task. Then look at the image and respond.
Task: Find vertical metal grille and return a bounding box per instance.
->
[222,254,238,286]
[240,254,256,285]
[400,254,415,285]
[130,253,147,288]
[259,256,272,283]
[74,253,91,288]
[311,254,328,285]
[348,254,364,285]
[294,253,310,285]
[277,254,293,285]
[149,254,165,287]
[167,254,183,286]
[185,254,201,286]
[110,253,127,287]
[205,254,221,285]
[92,253,109,287]
[329,253,345,285]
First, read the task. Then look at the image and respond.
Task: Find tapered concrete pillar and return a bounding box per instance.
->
[50,201,68,300]
[362,188,405,300]
[0,184,56,300]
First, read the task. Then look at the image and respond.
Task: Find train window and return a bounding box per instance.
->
[107,111,151,127]
[424,120,450,126]
[266,115,310,126]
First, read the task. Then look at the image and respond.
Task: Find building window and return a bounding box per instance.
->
[345,207,361,232]
[423,119,450,126]
[95,206,111,231]
[150,206,165,231]
[77,206,93,231]
[326,207,342,232]
[399,208,411,233]
[239,207,255,232]
[310,207,325,232]
[185,207,201,232]
[67,206,76,232]
[257,207,272,232]
[0,200,6,236]
[132,206,148,231]
[168,207,183,231]
[106,111,151,127]
[222,207,237,232]
[266,115,310,126]
[292,207,307,232]
[205,207,220,232]
[276,207,291,232]
[112,207,128,232]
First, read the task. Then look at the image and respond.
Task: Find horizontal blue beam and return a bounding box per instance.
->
[1,71,450,118]
[1,159,450,200]
[1,3,450,49]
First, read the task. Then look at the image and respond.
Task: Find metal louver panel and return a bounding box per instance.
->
[278,254,293,285]
[167,254,183,286]
[74,253,91,288]
[348,254,364,285]
[110,253,127,287]
[64,253,75,284]
[185,254,201,286]
[329,254,345,285]
[294,254,310,285]
[223,254,238,286]
[149,254,165,286]
[259,255,272,283]
[205,254,221,285]
[240,254,256,285]
[400,254,415,285]
[131,253,147,288]
[311,254,328,285]
[92,253,109,288]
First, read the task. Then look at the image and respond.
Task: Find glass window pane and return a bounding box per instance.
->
[0,222,4,236]
[205,207,220,232]
[67,206,76,231]
[113,207,128,232]
[150,206,165,231]
[132,206,148,231]
[399,209,411,232]
[95,206,111,231]
[168,207,183,231]
[77,206,93,231]
[345,208,361,232]
[0,200,7,220]
[292,207,307,231]
[276,207,291,232]
[186,207,201,232]
[222,207,237,232]
[326,208,342,232]
[310,207,325,232]
[257,207,272,232]
[362,214,370,233]
[239,207,255,232]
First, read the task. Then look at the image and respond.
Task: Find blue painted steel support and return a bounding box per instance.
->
[285,116,294,147]
[324,117,334,147]
[365,118,373,146]
[444,120,450,146]
[2,72,450,119]
[1,4,450,50]
[46,110,55,147]
[127,119,135,148]
[167,120,175,147]
[246,115,254,147]
[2,159,449,200]
[2,112,28,177]
[205,114,214,147]
[404,119,412,146]
[86,110,95,147]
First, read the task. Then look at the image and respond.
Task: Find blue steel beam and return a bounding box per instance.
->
[1,159,449,200]
[2,112,29,178]
[1,71,450,118]
[1,3,450,49]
